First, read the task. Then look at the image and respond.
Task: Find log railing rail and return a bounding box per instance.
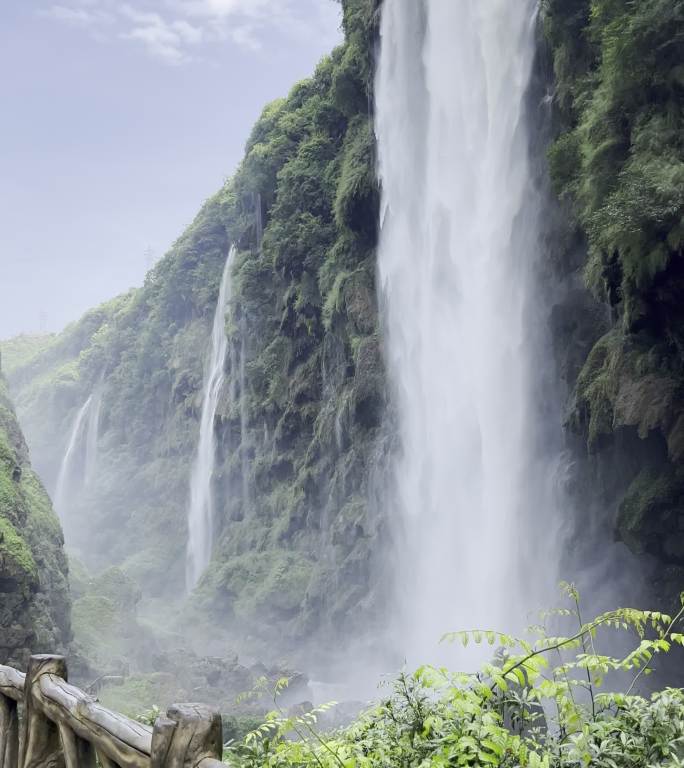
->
[0,655,225,768]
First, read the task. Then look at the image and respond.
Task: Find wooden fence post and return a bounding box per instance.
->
[151,704,222,768]
[0,692,19,768]
[58,722,96,768]
[21,655,66,768]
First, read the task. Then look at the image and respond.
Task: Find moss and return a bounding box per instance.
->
[197,550,314,629]
[87,567,142,611]
[0,419,20,474]
[571,326,684,454]
[21,470,64,541]
[545,0,684,603]
[544,0,684,367]
[618,467,684,562]
[571,329,622,448]
[71,589,140,671]
[0,472,18,522]
[322,270,352,331]
[0,372,70,664]
[0,516,38,579]
[72,594,119,638]
[334,117,379,243]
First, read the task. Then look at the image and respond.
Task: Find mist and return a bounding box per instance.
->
[1,0,683,761]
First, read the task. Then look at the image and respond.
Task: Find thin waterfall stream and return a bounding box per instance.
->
[84,387,102,487]
[53,392,100,521]
[186,245,236,591]
[376,0,560,662]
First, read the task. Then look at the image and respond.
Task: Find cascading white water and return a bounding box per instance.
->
[84,388,102,486]
[376,0,558,661]
[186,245,236,591]
[54,394,93,519]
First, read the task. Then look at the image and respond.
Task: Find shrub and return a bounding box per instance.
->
[225,586,684,767]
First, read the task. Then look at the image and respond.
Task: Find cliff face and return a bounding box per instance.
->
[5,0,385,656]
[541,0,684,601]
[203,0,387,648]
[0,370,70,666]
[4,0,683,659]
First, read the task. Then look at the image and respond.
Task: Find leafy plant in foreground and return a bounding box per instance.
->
[224,586,684,767]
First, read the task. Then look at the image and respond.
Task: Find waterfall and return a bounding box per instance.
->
[53,395,93,519]
[186,245,236,591]
[84,388,102,486]
[53,385,102,524]
[376,0,559,660]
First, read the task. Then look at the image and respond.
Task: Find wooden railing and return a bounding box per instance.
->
[0,655,226,768]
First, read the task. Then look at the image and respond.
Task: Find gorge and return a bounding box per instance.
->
[1,0,683,724]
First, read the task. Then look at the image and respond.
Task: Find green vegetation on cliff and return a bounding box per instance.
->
[545,0,683,319]
[543,0,684,579]
[5,0,682,668]
[204,0,385,645]
[4,0,385,658]
[0,371,70,666]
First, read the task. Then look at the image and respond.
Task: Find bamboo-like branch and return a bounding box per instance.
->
[0,668,25,703]
[96,750,121,768]
[37,674,152,768]
[59,722,96,768]
[22,655,66,768]
[0,694,19,768]
[151,704,222,768]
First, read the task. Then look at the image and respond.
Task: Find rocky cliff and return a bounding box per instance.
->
[541,0,684,603]
[4,0,683,662]
[4,0,385,661]
[0,366,70,666]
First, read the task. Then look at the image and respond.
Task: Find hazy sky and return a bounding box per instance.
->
[0,0,342,338]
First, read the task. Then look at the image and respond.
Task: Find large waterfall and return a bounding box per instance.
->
[186,245,236,591]
[376,0,559,660]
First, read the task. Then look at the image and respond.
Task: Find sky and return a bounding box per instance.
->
[0,0,342,338]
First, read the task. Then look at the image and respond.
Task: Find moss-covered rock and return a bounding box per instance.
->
[69,566,161,683]
[544,0,684,604]
[571,330,684,452]
[618,467,684,563]
[0,370,70,666]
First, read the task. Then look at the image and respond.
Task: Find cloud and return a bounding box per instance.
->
[177,0,273,18]
[119,4,203,63]
[41,5,93,24]
[173,19,204,44]
[122,24,187,65]
[228,23,261,51]
[39,0,341,65]
[39,3,113,28]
